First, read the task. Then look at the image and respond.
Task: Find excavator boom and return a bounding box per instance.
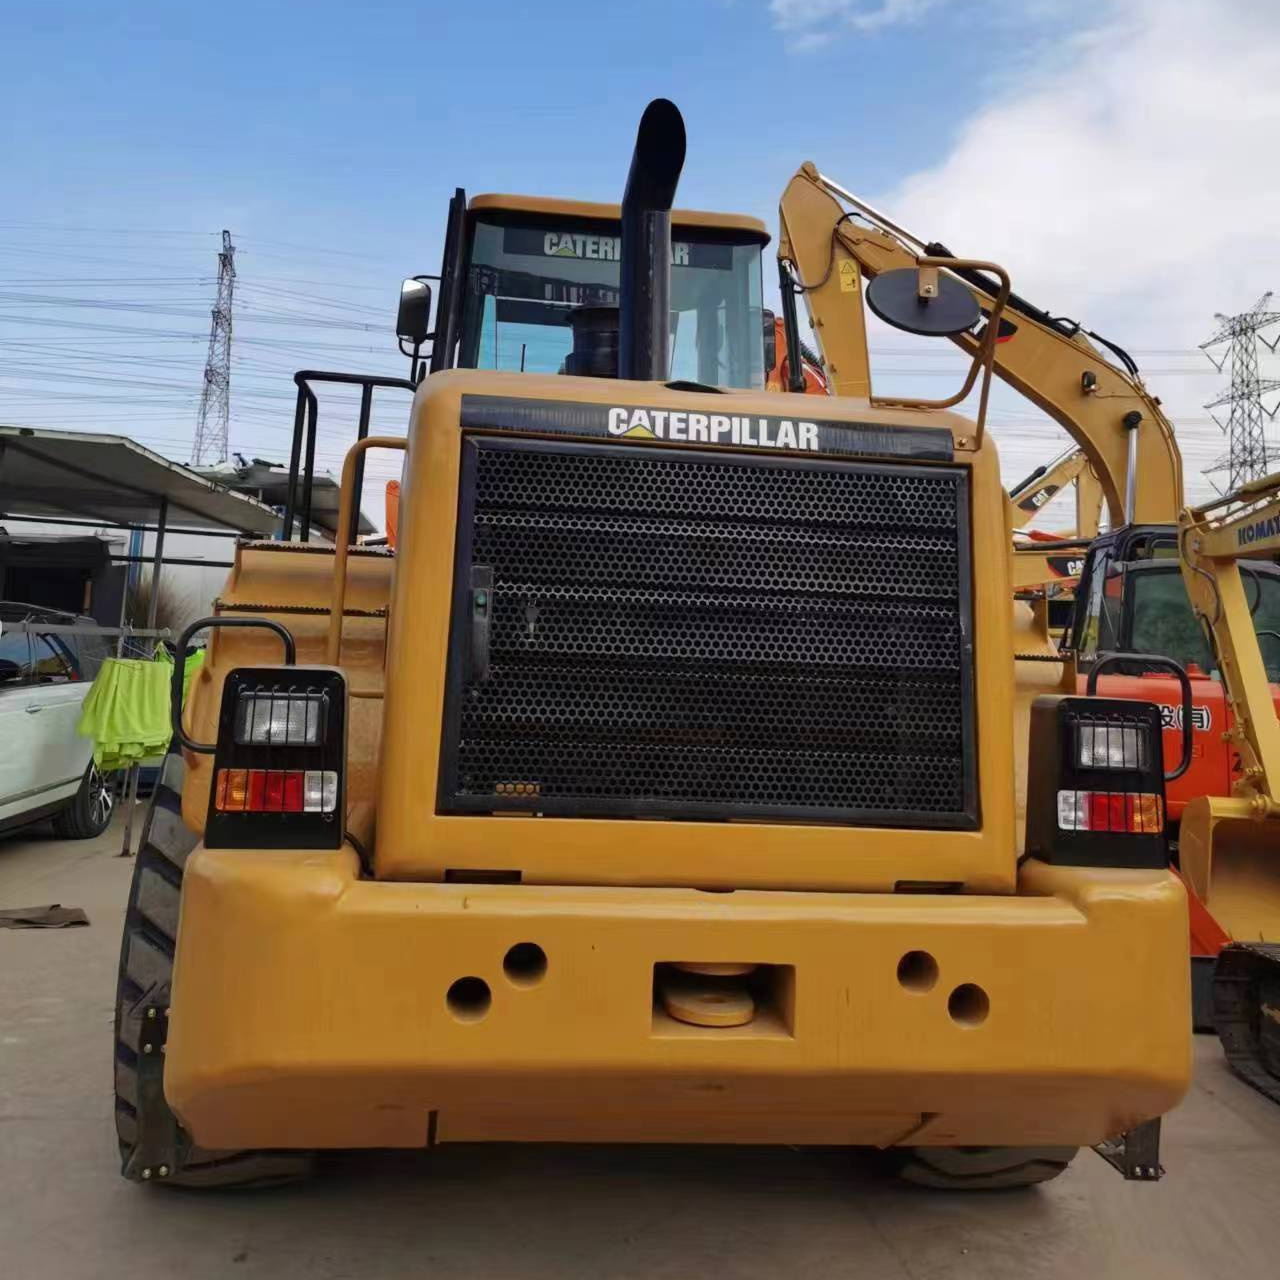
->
[1008,446,1103,536]
[778,164,1183,526]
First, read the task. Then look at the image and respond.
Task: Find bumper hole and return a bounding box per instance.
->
[948,982,989,1027]
[446,976,491,1023]
[896,950,938,993]
[503,942,547,988]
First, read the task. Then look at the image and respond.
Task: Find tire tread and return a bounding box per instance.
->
[113,750,313,1188]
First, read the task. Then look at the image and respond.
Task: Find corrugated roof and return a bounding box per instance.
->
[193,461,375,537]
[0,426,280,534]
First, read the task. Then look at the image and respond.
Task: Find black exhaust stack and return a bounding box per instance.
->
[619,99,686,381]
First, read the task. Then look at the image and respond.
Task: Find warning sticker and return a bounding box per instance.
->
[838,260,858,292]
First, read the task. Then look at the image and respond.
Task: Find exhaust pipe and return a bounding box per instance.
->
[619,98,686,381]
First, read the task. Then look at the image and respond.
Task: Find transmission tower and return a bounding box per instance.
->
[1200,291,1280,490]
[191,229,236,465]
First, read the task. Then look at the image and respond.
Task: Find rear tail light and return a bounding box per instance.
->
[215,769,338,813]
[1056,790,1163,834]
[205,668,346,850]
[1025,696,1168,868]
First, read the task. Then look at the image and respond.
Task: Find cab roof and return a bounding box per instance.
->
[468,193,770,243]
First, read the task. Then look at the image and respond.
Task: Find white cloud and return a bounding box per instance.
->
[769,0,943,50]
[867,0,1280,503]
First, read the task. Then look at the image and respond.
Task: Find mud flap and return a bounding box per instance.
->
[119,984,191,1182]
[1093,1117,1163,1181]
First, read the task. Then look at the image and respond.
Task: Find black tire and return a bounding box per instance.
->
[114,748,315,1188]
[894,1145,1077,1190]
[52,760,115,839]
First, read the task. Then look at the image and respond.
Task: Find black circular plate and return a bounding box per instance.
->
[865,267,981,336]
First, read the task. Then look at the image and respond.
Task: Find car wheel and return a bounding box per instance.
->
[52,761,116,839]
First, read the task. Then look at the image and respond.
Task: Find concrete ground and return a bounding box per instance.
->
[2,821,1279,1280]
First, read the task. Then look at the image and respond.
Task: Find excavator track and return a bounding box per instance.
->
[1213,942,1280,1104]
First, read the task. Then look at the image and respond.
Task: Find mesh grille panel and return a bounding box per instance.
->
[442,439,974,825]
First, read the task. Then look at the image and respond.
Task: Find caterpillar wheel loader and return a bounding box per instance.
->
[114,100,1190,1192]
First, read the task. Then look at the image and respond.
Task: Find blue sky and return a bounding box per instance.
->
[6,2,1040,241]
[3,0,1279,516]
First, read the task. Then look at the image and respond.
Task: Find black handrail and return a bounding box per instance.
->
[281,371,416,542]
[171,616,297,755]
[1087,651,1194,781]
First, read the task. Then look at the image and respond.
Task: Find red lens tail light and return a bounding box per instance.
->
[206,668,346,849]
[215,769,337,814]
[1057,789,1163,834]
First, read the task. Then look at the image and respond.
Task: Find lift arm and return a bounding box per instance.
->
[1179,473,1280,810]
[777,164,1183,526]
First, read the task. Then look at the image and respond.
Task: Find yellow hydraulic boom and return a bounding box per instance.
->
[1009,446,1103,536]
[1178,476,1280,901]
[1177,473,1280,1099]
[1007,446,1102,596]
[777,164,1183,527]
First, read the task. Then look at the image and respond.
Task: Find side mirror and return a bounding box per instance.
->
[762,309,777,374]
[396,277,433,343]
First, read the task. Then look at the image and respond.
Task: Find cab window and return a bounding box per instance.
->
[1127,564,1280,681]
[1243,567,1280,680]
[1128,568,1214,674]
[1076,550,1122,661]
[460,215,767,388]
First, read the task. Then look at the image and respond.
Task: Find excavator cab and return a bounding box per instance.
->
[1070,528,1280,824]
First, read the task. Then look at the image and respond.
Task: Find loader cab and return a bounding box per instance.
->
[429,194,771,389]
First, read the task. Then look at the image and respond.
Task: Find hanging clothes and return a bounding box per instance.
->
[77,647,204,771]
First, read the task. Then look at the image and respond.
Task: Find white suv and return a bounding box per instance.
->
[0,603,114,839]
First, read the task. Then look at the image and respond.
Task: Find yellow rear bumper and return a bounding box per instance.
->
[166,849,1191,1151]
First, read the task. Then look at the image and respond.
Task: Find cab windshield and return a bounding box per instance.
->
[1128,563,1280,681]
[459,213,767,388]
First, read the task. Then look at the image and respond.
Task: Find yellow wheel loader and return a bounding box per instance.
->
[114,100,1190,1191]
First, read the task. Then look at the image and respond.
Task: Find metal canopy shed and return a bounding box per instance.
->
[0,425,281,857]
[0,425,280,534]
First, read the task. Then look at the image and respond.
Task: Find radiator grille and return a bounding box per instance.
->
[440,438,975,826]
